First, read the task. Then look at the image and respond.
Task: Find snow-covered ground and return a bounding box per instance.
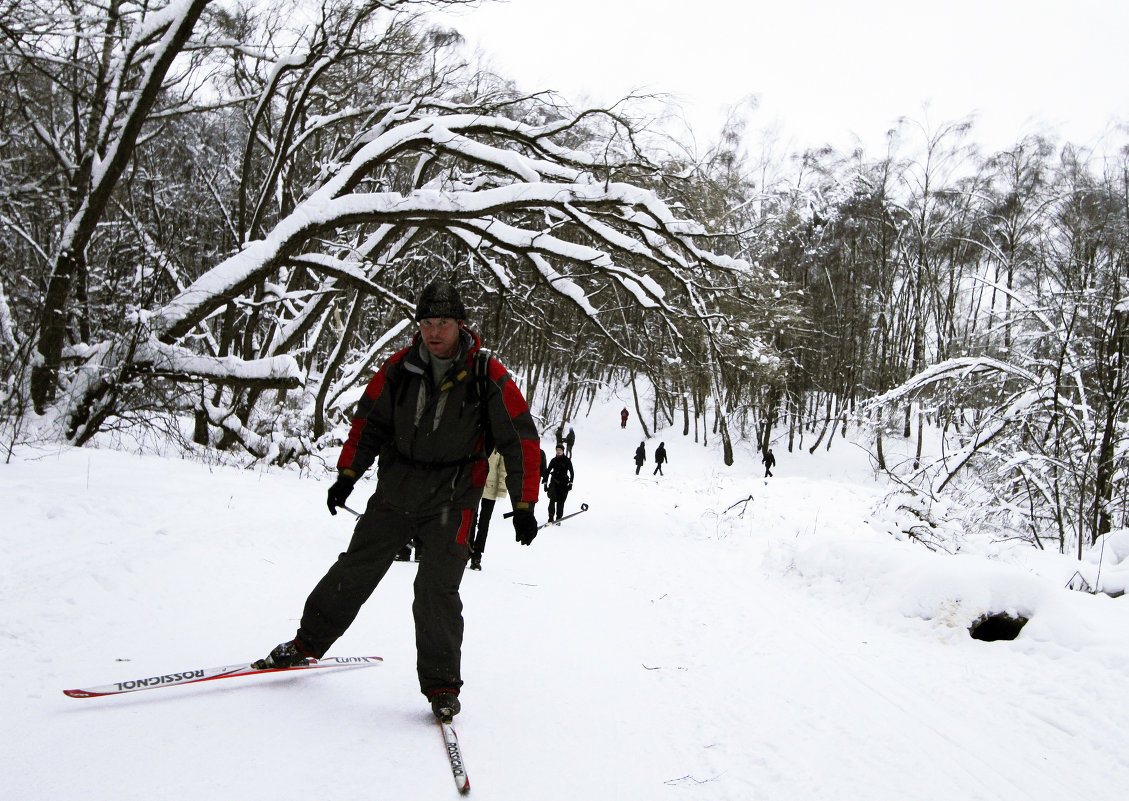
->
[3,393,1129,800]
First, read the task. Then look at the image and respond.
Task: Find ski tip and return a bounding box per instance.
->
[63,689,99,698]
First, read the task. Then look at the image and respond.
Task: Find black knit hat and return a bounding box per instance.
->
[414,280,467,321]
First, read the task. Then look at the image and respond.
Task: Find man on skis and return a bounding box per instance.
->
[252,280,541,721]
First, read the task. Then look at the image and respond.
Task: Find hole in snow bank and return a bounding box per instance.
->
[969,613,1029,641]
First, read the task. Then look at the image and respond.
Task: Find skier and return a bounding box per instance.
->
[621,407,629,428]
[763,446,776,478]
[564,426,576,457]
[634,441,646,475]
[544,444,575,522]
[468,450,506,571]
[252,280,541,721]
[653,441,668,476]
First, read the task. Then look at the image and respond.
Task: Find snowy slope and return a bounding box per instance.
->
[3,393,1129,800]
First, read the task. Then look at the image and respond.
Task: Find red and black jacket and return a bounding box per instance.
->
[337,327,540,513]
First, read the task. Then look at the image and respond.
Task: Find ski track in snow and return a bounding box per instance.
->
[3,393,1129,800]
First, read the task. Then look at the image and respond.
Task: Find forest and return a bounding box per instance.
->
[3,0,1128,560]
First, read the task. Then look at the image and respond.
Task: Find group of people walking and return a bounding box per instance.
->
[622,408,670,476]
[633,439,668,475]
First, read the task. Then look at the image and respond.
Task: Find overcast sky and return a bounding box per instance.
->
[431,0,1127,156]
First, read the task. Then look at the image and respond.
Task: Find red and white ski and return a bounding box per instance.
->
[439,716,471,794]
[62,656,382,698]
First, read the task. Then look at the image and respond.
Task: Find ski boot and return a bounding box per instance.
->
[429,689,461,721]
[251,640,313,670]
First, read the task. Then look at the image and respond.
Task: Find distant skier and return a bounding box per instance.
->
[544,445,575,522]
[763,447,776,478]
[634,441,646,475]
[621,407,629,428]
[653,442,667,476]
[564,426,576,457]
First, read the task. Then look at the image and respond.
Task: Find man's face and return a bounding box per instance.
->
[556,447,564,457]
[420,317,461,358]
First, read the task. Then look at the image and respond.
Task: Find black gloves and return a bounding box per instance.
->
[512,507,538,545]
[326,474,356,515]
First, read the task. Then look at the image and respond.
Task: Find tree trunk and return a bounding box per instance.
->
[29,0,212,414]
[630,373,651,439]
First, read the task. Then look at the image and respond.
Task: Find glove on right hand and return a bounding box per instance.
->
[326,474,356,516]
[512,508,538,545]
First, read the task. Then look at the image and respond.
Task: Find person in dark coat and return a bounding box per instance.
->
[621,408,629,428]
[653,441,668,475]
[763,447,776,478]
[634,441,646,475]
[252,280,542,722]
[564,426,576,457]
[544,444,575,522]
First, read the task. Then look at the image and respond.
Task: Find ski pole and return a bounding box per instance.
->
[340,504,363,517]
[506,502,590,527]
[541,502,589,528]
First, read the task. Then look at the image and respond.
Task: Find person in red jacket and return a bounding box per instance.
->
[620,407,629,428]
[253,280,541,721]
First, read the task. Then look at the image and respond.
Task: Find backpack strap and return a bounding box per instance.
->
[474,348,494,454]
[474,348,491,383]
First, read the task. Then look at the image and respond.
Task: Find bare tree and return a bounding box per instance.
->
[9,0,214,411]
[5,1,758,459]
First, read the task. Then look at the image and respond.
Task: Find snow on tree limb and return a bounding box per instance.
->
[64,331,302,390]
[527,253,644,362]
[0,280,19,351]
[325,318,414,413]
[200,394,306,464]
[934,387,1049,492]
[865,356,1041,409]
[138,339,302,389]
[154,111,737,342]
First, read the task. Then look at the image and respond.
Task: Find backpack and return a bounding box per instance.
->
[471,348,495,455]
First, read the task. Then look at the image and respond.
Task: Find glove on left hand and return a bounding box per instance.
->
[512,508,538,545]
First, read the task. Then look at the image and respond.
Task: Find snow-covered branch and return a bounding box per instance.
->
[154,112,741,343]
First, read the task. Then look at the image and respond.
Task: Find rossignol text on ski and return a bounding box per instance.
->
[438,715,471,794]
[62,656,382,698]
